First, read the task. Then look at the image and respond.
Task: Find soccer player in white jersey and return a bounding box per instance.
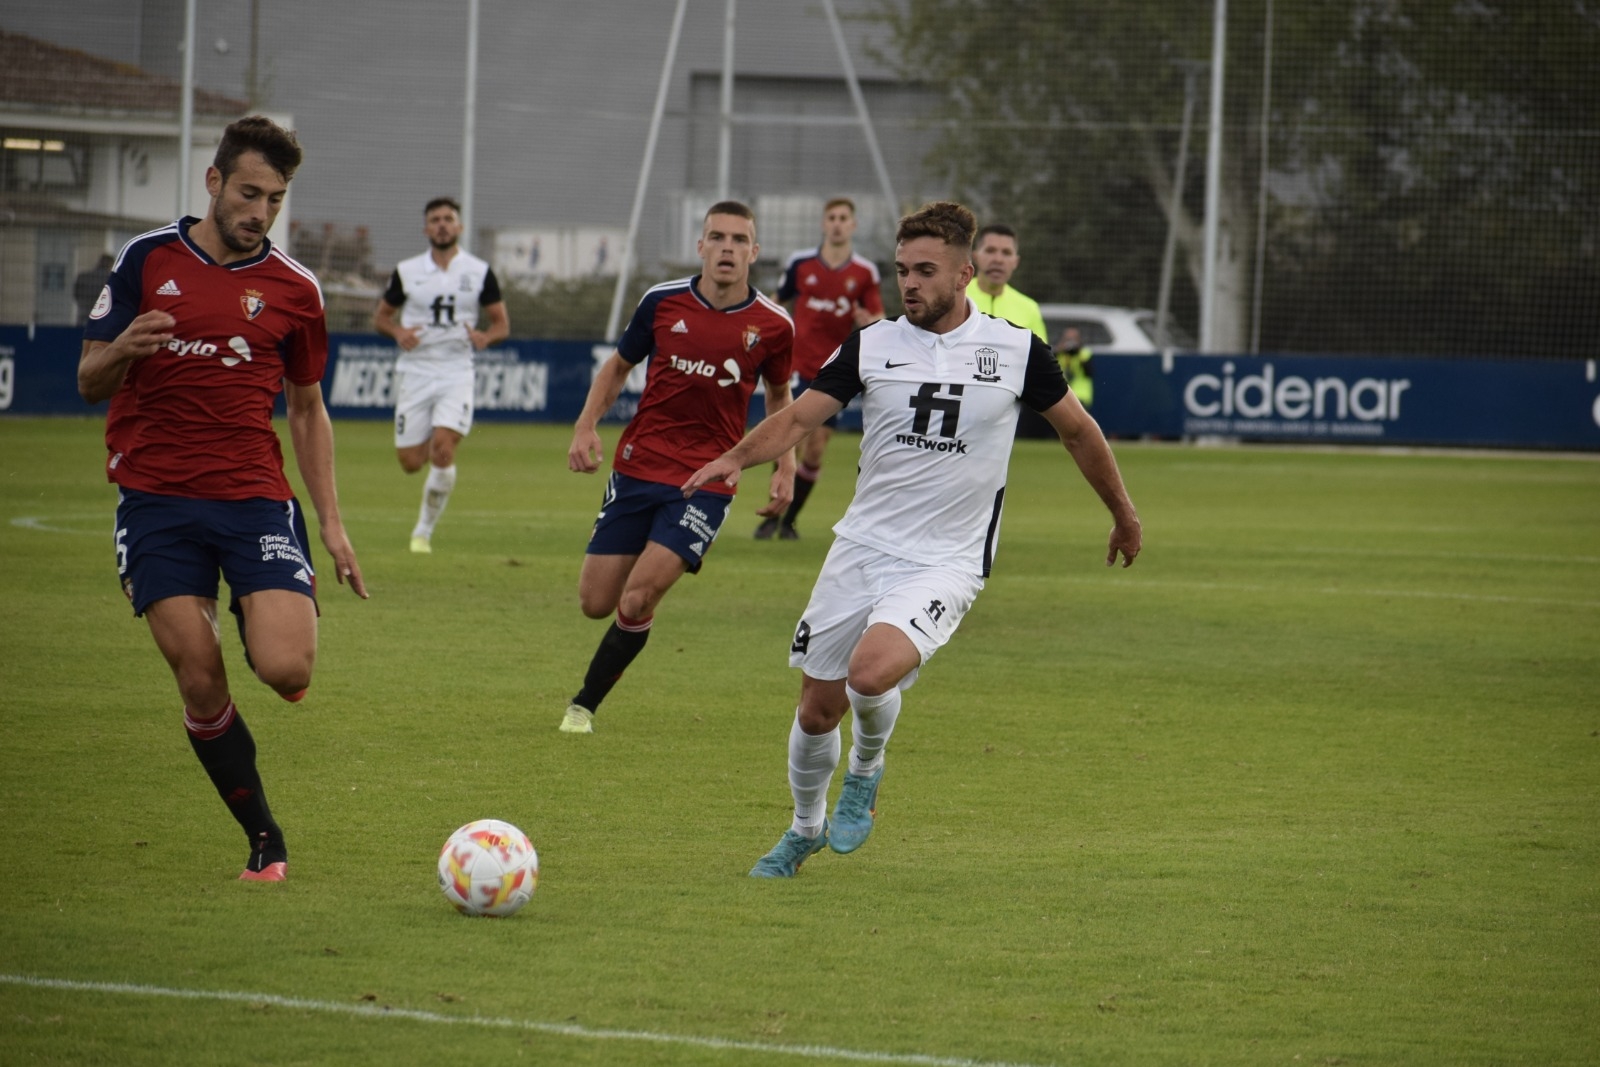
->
[684,201,1142,878]
[374,197,510,552]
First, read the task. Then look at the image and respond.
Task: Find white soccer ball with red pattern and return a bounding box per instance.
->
[437,819,539,917]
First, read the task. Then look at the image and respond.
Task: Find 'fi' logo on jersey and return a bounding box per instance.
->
[973,346,1001,382]
[743,326,760,351]
[241,289,266,320]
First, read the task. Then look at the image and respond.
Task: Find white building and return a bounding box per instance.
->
[0,28,265,324]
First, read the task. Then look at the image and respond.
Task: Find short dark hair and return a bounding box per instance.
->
[823,196,856,215]
[896,201,977,254]
[213,115,302,183]
[425,197,461,217]
[704,200,755,224]
[975,224,1018,246]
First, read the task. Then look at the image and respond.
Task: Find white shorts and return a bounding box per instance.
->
[394,370,474,447]
[788,536,984,686]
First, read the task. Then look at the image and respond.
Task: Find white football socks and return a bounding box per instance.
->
[413,463,457,538]
[788,710,839,837]
[845,683,901,777]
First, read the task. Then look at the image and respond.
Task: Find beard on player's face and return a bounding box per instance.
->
[213,197,270,255]
[903,282,960,329]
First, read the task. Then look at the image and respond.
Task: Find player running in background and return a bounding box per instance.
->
[756,197,883,540]
[374,197,510,553]
[78,115,367,882]
[559,200,794,734]
[684,201,1140,877]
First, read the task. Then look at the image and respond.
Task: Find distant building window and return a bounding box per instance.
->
[1,132,88,193]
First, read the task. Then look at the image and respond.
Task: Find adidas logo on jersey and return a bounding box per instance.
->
[671,319,689,334]
[156,279,182,296]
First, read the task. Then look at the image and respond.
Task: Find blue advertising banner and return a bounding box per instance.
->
[1091,353,1600,451]
[319,333,599,423]
[1,326,850,430]
[4,325,1593,450]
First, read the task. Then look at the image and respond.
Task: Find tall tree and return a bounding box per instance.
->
[874,1,1600,357]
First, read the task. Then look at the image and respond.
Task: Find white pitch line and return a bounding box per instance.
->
[0,974,1054,1067]
[1225,544,1599,566]
[10,515,106,535]
[1004,572,1600,610]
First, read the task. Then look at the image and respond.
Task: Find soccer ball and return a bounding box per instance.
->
[437,819,539,917]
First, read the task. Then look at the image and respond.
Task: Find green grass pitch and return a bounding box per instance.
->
[1,416,1596,1066]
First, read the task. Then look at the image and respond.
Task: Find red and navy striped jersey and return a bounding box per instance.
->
[612,275,793,494]
[84,217,328,501]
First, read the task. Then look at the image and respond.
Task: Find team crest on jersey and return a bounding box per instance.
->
[972,346,1001,382]
[845,278,857,293]
[240,289,266,320]
[743,326,760,352]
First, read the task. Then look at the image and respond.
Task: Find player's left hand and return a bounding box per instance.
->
[757,464,795,517]
[321,525,369,598]
[1106,516,1142,568]
[468,329,491,350]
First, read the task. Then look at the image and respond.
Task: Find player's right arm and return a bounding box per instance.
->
[681,388,842,495]
[568,351,634,473]
[373,300,421,351]
[373,269,421,350]
[77,310,175,403]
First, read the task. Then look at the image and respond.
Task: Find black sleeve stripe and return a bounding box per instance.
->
[382,269,405,307]
[481,267,503,306]
[1020,334,1070,412]
[808,330,864,405]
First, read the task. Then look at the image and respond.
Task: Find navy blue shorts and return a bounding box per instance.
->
[586,472,732,574]
[114,489,318,617]
[791,373,841,429]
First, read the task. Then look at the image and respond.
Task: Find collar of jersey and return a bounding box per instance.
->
[688,274,759,313]
[177,216,273,270]
[420,249,464,274]
[810,246,856,272]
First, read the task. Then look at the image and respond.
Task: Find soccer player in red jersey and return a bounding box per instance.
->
[756,197,884,540]
[78,116,367,882]
[559,201,794,733]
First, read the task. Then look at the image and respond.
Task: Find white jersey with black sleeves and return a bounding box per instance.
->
[384,249,502,376]
[807,301,1070,577]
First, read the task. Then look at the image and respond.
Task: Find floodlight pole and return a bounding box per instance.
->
[821,0,898,217]
[607,0,689,342]
[1200,0,1227,352]
[1250,0,1274,354]
[461,0,480,249]
[1156,62,1201,353]
[717,0,735,201]
[177,0,196,218]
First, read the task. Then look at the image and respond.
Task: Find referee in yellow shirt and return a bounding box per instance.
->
[966,224,1047,342]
